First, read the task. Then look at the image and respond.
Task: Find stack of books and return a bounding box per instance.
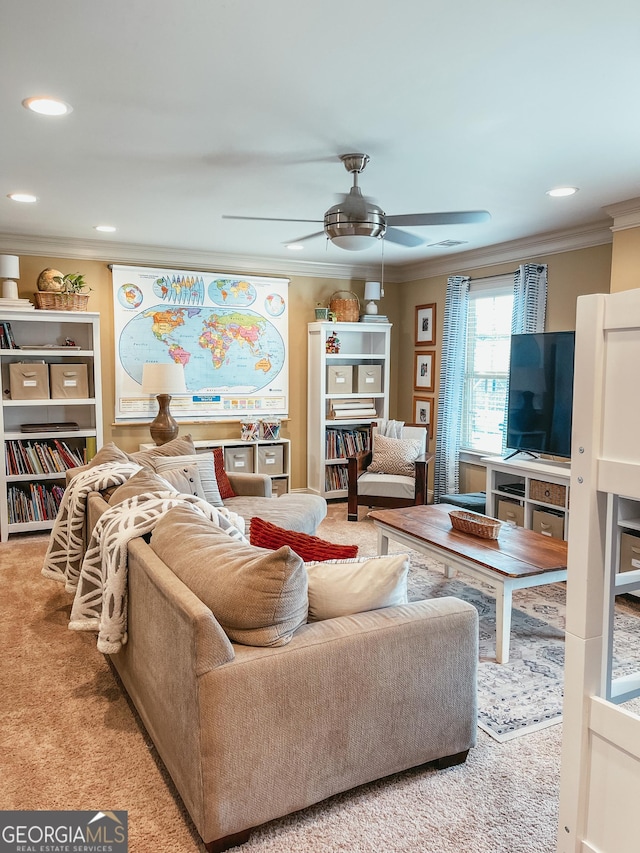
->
[359,314,388,323]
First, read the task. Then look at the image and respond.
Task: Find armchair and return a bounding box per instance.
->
[347,423,434,521]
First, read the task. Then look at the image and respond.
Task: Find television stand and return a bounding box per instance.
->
[482,455,571,541]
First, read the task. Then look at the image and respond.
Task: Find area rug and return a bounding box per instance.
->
[319,504,640,742]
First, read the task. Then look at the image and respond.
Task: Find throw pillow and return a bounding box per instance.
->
[249,516,358,561]
[367,433,422,477]
[213,446,236,500]
[108,467,186,505]
[88,441,135,467]
[152,452,222,506]
[305,554,409,622]
[130,434,196,468]
[151,505,308,646]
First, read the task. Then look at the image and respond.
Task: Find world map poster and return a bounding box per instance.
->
[112,265,289,422]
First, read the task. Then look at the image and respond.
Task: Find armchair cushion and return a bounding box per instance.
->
[367,433,423,477]
[305,554,409,621]
[249,516,358,561]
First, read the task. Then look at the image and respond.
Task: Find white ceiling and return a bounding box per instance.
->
[2,0,640,277]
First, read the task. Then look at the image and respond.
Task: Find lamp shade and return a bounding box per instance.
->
[364,281,381,301]
[0,255,20,279]
[141,363,187,396]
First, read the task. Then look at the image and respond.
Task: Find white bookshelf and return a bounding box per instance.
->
[0,309,103,541]
[307,321,390,499]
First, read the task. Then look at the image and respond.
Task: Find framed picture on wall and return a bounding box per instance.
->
[414,352,434,392]
[415,303,436,346]
[413,396,434,438]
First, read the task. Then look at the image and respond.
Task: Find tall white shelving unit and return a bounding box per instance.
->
[557,289,640,853]
[307,321,390,499]
[0,309,103,542]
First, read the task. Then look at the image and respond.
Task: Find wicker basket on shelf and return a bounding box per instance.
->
[34,292,90,311]
[329,290,360,322]
[449,510,502,539]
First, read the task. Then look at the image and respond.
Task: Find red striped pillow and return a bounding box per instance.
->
[213,447,236,500]
[250,516,358,562]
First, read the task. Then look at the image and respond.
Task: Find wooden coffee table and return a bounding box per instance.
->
[369,503,568,663]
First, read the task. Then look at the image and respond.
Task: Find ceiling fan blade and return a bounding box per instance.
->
[223,215,322,224]
[284,231,326,245]
[384,227,425,247]
[386,210,491,227]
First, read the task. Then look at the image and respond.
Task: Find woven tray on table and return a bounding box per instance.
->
[34,292,90,311]
[449,510,502,539]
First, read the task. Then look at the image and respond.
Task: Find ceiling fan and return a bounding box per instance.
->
[223,153,490,251]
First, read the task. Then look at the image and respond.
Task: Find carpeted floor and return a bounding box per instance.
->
[0,506,582,852]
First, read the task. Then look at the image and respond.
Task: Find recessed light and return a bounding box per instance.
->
[94,225,117,233]
[285,244,304,251]
[22,96,72,116]
[8,192,37,203]
[546,187,579,198]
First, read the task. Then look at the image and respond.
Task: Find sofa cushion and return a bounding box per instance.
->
[130,434,196,467]
[223,493,327,534]
[249,516,357,561]
[213,447,236,499]
[152,452,222,506]
[151,505,308,646]
[88,441,135,468]
[305,554,410,622]
[108,466,203,506]
[367,433,422,477]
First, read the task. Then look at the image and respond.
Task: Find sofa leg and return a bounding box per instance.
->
[435,749,469,769]
[205,829,252,852]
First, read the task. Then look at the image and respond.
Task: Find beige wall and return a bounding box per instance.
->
[610,227,640,293]
[14,242,612,491]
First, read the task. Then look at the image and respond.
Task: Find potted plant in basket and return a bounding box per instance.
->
[35,270,92,311]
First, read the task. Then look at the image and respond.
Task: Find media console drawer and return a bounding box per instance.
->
[497,498,524,527]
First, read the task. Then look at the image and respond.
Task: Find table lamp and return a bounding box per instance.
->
[141,363,187,445]
[364,281,381,315]
[0,255,20,300]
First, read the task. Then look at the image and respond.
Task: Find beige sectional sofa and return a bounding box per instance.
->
[78,486,479,852]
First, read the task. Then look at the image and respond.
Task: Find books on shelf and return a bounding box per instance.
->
[0,321,20,349]
[329,398,378,419]
[325,426,371,459]
[359,314,389,323]
[4,439,84,476]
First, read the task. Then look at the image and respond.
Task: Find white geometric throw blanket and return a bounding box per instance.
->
[375,419,405,438]
[41,461,143,591]
[67,493,246,654]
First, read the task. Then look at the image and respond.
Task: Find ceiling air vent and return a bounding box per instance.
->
[427,239,468,248]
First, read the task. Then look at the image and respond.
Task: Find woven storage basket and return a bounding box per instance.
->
[34,292,90,311]
[449,510,502,539]
[529,478,566,507]
[329,290,360,322]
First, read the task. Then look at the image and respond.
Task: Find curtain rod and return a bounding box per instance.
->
[469,270,517,282]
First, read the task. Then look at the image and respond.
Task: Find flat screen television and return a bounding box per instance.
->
[505,330,575,459]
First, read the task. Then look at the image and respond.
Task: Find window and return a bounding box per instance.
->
[460,278,514,455]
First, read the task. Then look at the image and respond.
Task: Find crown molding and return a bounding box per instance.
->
[0,219,613,285]
[602,197,640,231]
[395,220,613,281]
[0,232,389,282]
